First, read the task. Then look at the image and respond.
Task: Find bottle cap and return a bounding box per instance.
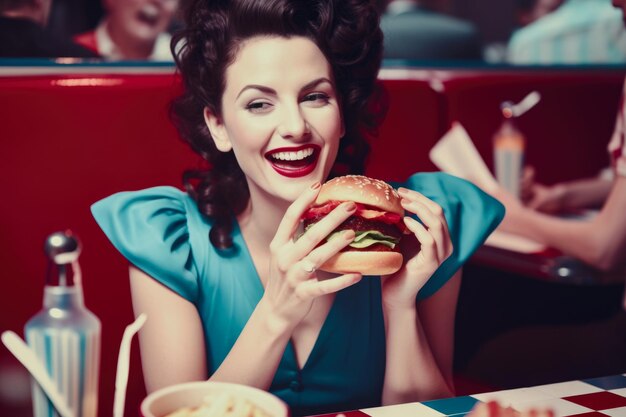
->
[500,91,541,119]
[45,230,81,266]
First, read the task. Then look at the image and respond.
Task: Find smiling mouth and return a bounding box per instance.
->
[265,145,320,178]
[136,4,159,26]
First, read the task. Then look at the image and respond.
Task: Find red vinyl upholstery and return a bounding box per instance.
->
[365,77,443,181]
[439,70,624,184]
[0,72,197,417]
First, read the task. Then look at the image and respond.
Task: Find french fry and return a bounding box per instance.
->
[162,392,271,417]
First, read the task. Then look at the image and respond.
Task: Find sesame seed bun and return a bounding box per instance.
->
[315,175,404,216]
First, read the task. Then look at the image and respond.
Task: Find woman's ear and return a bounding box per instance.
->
[203,107,232,152]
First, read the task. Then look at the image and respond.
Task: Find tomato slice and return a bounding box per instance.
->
[302,201,404,225]
[301,201,342,219]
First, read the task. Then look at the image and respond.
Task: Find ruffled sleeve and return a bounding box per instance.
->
[392,172,505,300]
[91,186,203,303]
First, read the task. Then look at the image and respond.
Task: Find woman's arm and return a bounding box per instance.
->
[381,187,458,405]
[499,176,626,271]
[526,177,613,212]
[521,166,613,213]
[130,265,293,391]
[381,270,460,405]
[417,269,461,391]
[130,266,207,393]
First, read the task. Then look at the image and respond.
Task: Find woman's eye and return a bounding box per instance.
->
[303,93,330,105]
[245,101,272,113]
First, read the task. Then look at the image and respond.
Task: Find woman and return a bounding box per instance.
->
[91,0,503,415]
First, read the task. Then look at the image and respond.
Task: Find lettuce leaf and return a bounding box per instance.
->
[328,229,399,249]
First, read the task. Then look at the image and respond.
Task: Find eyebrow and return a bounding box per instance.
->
[236,77,334,99]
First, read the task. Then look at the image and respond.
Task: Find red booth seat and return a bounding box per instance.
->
[438,69,624,184]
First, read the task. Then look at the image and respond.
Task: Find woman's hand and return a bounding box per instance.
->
[380,187,454,310]
[262,182,362,330]
[489,181,536,235]
[521,166,565,213]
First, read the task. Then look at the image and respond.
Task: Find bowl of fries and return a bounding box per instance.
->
[140,381,289,417]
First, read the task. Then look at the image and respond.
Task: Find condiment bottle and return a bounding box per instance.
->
[24,230,100,417]
[493,101,526,199]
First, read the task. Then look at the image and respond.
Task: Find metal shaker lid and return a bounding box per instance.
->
[44,230,81,266]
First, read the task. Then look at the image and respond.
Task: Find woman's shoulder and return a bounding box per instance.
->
[90,186,212,303]
[91,185,211,227]
[395,171,505,232]
[396,171,502,202]
[393,172,504,299]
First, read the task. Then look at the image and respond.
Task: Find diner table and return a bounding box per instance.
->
[310,374,626,417]
[472,241,625,286]
[454,228,626,389]
[471,219,626,287]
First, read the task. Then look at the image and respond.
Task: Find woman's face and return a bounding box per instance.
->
[106,0,179,43]
[205,36,344,203]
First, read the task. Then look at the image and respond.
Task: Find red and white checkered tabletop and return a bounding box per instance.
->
[311,374,626,417]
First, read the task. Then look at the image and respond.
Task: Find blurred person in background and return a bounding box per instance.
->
[74,0,179,61]
[380,0,483,61]
[515,0,563,27]
[517,165,613,215]
[492,98,626,274]
[490,0,626,280]
[0,0,98,57]
[507,0,626,64]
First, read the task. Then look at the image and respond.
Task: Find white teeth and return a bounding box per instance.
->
[141,4,159,19]
[270,148,314,161]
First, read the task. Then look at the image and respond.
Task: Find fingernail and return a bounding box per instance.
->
[398,187,409,195]
[310,181,321,190]
[404,216,419,225]
[343,229,355,240]
[344,202,357,212]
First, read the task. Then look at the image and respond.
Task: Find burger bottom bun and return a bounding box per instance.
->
[319,251,403,276]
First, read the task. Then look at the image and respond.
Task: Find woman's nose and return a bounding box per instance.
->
[277,105,310,140]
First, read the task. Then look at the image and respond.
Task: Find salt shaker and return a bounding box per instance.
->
[24,231,101,417]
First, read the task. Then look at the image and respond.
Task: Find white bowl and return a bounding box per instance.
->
[140,381,289,417]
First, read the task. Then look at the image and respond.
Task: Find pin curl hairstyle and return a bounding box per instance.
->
[170,0,385,250]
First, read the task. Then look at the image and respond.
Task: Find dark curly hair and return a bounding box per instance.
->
[170,0,385,250]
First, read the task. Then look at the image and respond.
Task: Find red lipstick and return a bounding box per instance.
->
[265,145,320,178]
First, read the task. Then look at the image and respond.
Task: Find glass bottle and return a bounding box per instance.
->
[24,230,101,417]
[493,101,526,199]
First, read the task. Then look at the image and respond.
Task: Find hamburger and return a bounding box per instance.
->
[301,175,406,275]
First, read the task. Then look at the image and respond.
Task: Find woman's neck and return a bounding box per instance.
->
[237,186,292,247]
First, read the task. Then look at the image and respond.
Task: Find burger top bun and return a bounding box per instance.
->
[316,175,404,216]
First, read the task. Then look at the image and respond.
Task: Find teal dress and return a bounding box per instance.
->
[91,172,504,416]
